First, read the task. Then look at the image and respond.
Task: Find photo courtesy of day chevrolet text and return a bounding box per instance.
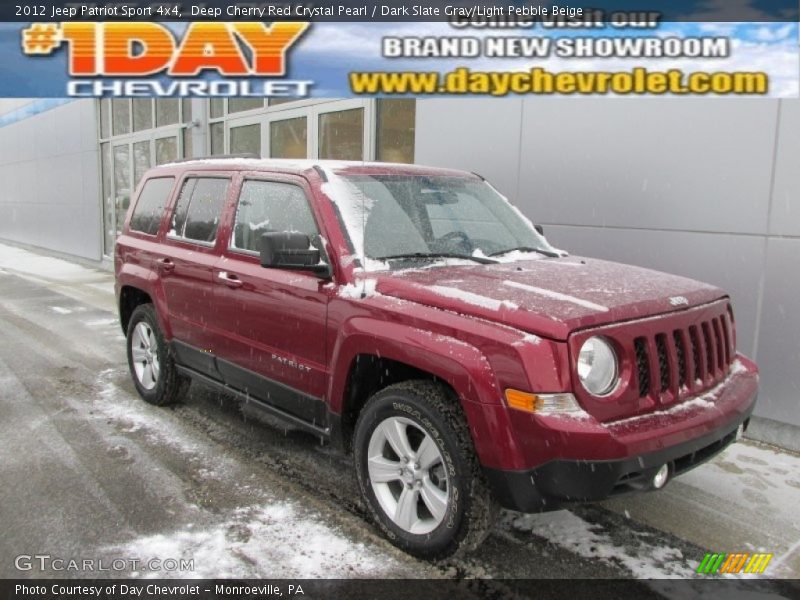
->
[0,1,798,599]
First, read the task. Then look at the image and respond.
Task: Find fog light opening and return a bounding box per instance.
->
[652,464,670,489]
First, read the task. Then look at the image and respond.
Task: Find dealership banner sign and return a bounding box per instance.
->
[1,1,798,97]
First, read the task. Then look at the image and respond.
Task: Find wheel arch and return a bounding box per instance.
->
[117,263,171,339]
[328,319,514,467]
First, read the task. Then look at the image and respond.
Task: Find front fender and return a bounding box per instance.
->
[328,316,524,470]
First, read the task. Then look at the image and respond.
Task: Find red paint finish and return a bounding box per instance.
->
[115,159,759,478]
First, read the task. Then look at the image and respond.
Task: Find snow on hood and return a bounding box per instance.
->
[367,256,725,340]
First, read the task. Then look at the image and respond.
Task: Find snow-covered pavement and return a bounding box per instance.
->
[0,241,797,590]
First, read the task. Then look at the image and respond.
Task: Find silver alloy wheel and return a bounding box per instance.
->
[367,416,449,535]
[130,321,160,391]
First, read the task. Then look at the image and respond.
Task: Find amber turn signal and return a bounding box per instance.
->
[505,389,539,413]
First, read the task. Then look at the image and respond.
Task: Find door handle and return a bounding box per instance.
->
[217,271,243,289]
[156,258,175,273]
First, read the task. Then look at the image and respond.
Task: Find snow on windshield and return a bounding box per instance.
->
[321,169,564,272]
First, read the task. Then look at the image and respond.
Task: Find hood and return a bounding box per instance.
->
[371,257,726,340]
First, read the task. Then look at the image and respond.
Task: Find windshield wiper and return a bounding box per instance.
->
[377,252,498,265]
[489,246,561,259]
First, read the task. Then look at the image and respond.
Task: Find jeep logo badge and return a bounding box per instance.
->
[670,296,689,306]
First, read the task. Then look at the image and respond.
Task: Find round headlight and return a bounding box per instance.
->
[577,336,619,396]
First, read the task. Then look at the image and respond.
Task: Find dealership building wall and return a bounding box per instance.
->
[0,97,797,447]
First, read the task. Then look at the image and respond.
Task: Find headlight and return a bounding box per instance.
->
[577,336,619,396]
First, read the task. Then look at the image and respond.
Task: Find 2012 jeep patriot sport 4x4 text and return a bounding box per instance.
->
[115,158,758,558]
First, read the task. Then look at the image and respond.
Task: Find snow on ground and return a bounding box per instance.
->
[678,441,800,575]
[0,242,116,311]
[91,369,401,578]
[91,370,202,454]
[116,502,392,578]
[0,243,109,286]
[504,510,694,578]
[682,440,800,520]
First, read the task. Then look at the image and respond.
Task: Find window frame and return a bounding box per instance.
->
[226,173,329,266]
[126,176,177,238]
[165,174,233,249]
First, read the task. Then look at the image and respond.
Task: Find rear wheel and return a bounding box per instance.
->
[126,304,188,406]
[353,380,497,559]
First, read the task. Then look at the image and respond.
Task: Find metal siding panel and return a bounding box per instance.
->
[415,98,523,199]
[516,98,776,235]
[769,99,800,236]
[755,237,800,427]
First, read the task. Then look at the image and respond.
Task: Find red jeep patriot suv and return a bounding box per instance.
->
[115,157,758,558]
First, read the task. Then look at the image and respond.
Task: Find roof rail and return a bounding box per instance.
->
[313,165,329,182]
[169,153,260,164]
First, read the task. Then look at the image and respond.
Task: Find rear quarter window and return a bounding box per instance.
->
[129,177,175,236]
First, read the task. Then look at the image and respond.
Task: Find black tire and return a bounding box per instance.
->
[126,303,189,406]
[353,380,497,559]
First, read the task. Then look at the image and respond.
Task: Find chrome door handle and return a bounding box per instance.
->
[156,258,175,273]
[217,271,243,289]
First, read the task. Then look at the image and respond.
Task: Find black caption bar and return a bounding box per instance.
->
[3,579,798,600]
[5,0,800,22]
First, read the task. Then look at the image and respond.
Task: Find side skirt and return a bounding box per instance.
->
[176,365,331,439]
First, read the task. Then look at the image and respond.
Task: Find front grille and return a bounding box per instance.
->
[655,334,670,392]
[631,307,735,402]
[634,337,650,397]
[674,330,687,387]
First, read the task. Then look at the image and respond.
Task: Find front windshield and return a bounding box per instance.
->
[332,174,558,268]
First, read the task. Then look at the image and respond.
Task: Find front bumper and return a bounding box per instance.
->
[483,356,758,512]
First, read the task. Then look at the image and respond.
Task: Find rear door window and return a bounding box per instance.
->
[169,177,230,244]
[231,180,319,253]
[129,177,175,235]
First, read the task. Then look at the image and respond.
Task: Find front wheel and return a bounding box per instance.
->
[353,380,497,559]
[126,304,188,406]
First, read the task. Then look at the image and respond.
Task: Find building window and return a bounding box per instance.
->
[268,98,301,107]
[112,100,130,136]
[99,99,111,139]
[133,140,151,188]
[270,117,307,159]
[113,144,131,234]
[376,99,415,164]
[101,142,114,255]
[229,99,264,114]
[132,99,153,132]
[182,127,193,159]
[230,123,261,155]
[210,122,225,155]
[182,98,193,123]
[318,108,364,160]
[156,137,178,165]
[210,99,224,119]
[156,99,180,127]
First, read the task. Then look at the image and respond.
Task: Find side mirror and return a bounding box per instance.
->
[534,224,544,236]
[260,232,331,278]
